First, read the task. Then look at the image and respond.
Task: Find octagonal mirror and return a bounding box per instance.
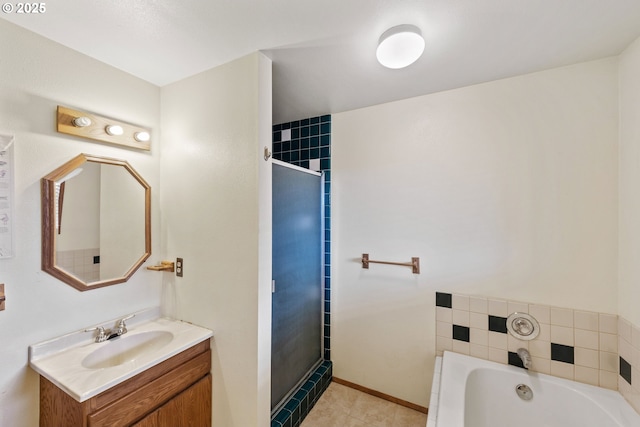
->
[41,154,151,291]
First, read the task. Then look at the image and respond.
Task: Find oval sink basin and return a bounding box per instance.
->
[82,331,174,369]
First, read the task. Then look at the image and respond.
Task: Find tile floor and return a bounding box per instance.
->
[300,382,428,427]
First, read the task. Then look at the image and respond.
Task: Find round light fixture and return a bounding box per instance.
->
[134,131,150,142]
[105,124,124,136]
[376,24,425,69]
[73,116,92,127]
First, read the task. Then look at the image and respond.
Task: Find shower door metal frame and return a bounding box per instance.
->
[271,159,325,414]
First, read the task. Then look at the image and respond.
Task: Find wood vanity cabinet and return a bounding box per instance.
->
[39,339,212,427]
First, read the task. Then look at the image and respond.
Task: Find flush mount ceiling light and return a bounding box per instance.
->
[376,24,425,69]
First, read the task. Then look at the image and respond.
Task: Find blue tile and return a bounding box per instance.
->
[273,124,282,131]
[291,139,300,150]
[320,159,331,170]
[320,123,331,135]
[274,142,282,153]
[321,115,331,123]
[301,138,310,149]
[284,400,300,425]
[282,122,291,130]
[310,136,320,147]
[292,128,300,138]
[320,147,330,158]
[301,118,310,126]
[311,125,320,136]
[324,313,330,324]
[324,348,331,360]
[310,116,320,124]
[301,127,310,137]
[282,141,290,152]
[274,409,291,427]
[320,134,330,146]
[273,131,282,142]
[299,160,309,169]
[310,148,320,158]
[291,120,300,128]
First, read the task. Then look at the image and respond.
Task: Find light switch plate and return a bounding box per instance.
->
[176,258,183,277]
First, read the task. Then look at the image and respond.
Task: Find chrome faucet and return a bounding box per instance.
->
[85,314,136,343]
[517,348,532,369]
[114,314,135,336]
[85,326,109,343]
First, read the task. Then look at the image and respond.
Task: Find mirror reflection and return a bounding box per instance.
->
[41,154,151,291]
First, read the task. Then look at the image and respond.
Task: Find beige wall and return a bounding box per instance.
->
[0,19,273,427]
[332,57,619,407]
[0,19,162,427]
[619,36,640,327]
[159,52,272,427]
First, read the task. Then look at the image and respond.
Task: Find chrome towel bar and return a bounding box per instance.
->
[361,253,420,274]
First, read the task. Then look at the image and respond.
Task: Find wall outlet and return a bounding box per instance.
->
[176,258,184,277]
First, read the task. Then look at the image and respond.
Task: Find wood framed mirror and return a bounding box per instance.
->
[41,154,151,291]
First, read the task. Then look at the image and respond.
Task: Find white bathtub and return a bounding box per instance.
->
[427,351,640,427]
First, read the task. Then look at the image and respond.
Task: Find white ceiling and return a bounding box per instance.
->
[3,0,640,123]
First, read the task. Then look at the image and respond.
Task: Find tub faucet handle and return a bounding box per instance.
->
[517,348,532,369]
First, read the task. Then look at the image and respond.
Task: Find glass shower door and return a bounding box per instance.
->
[271,161,322,411]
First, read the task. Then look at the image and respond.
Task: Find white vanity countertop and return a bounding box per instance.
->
[29,307,213,402]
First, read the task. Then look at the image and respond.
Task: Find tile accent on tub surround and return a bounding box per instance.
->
[618,316,640,413]
[434,292,622,391]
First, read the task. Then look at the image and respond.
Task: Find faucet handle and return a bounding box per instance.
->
[115,314,136,335]
[85,326,108,342]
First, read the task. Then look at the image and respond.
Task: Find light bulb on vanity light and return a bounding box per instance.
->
[376,24,425,69]
[73,116,92,127]
[134,131,150,142]
[105,124,124,136]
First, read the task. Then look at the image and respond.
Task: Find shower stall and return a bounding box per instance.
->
[271,160,323,412]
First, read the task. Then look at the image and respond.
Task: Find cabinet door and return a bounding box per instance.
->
[157,374,212,427]
[131,412,158,427]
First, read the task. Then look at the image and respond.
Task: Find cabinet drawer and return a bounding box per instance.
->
[88,349,211,427]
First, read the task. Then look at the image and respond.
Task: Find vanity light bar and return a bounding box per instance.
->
[56,105,151,151]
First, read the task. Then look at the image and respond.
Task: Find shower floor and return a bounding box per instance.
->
[300,382,427,427]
